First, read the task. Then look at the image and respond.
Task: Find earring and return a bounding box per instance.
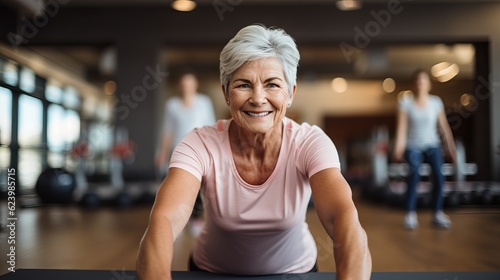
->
[287,102,291,107]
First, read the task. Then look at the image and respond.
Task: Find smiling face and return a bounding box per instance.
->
[224,57,296,135]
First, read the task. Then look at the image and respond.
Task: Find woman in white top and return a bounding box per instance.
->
[393,69,457,230]
[156,71,216,233]
[156,71,216,168]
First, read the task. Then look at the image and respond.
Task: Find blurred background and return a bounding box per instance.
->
[0,0,499,274]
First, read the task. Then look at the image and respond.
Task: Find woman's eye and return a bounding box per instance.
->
[267,83,279,88]
[236,84,250,89]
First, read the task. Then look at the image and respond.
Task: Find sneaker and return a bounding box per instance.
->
[433,211,452,229]
[404,212,418,230]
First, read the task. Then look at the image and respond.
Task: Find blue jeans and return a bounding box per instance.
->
[404,147,445,212]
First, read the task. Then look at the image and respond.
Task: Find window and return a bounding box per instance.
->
[65,109,81,145]
[1,55,86,192]
[0,87,12,191]
[47,105,81,170]
[45,79,63,104]
[67,110,82,171]
[0,87,12,146]
[18,149,42,190]
[48,104,66,151]
[87,122,113,174]
[18,94,44,190]
[47,104,66,168]
[20,67,36,93]
[18,95,43,147]
[64,86,81,109]
[47,151,65,169]
[1,59,19,86]
[0,148,10,192]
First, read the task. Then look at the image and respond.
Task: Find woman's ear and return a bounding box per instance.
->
[222,85,229,105]
[287,84,297,107]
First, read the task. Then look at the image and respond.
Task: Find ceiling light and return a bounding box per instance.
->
[453,44,474,64]
[171,0,196,12]
[99,47,116,76]
[431,62,460,82]
[104,80,116,95]
[336,0,362,11]
[460,93,474,107]
[332,77,348,93]
[382,78,396,93]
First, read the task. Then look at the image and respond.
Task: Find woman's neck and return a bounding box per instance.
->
[413,91,429,107]
[229,121,283,161]
[414,89,429,99]
[181,92,197,107]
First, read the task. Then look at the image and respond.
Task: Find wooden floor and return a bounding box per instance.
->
[1,188,499,274]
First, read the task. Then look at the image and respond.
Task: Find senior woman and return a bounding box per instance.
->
[136,24,371,280]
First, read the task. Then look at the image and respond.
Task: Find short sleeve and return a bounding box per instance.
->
[398,98,410,113]
[296,126,341,178]
[433,95,444,112]
[169,129,206,181]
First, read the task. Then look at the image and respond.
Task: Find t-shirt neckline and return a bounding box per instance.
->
[223,118,287,189]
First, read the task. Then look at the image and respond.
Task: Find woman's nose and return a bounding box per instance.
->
[249,86,267,105]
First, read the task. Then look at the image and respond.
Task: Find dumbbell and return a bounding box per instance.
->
[458,192,472,205]
[445,191,460,208]
[465,188,495,206]
[386,140,477,180]
[114,192,133,208]
[480,189,494,205]
[80,192,101,209]
[492,194,500,205]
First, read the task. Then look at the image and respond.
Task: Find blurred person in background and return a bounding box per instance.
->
[393,69,457,230]
[156,70,216,235]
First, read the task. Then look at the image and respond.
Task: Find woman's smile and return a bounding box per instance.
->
[244,111,272,117]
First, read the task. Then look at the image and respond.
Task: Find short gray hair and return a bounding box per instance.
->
[220,24,300,96]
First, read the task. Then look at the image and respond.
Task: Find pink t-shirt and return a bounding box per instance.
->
[170,117,340,275]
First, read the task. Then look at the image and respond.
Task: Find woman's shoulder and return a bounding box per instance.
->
[196,93,213,104]
[166,96,182,107]
[429,94,443,102]
[398,95,413,107]
[284,118,327,140]
[429,95,444,108]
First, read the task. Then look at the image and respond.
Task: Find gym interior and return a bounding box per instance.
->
[0,0,499,276]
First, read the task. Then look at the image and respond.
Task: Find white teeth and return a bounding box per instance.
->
[247,111,270,117]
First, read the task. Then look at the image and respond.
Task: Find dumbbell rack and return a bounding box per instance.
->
[367,127,500,208]
[386,162,490,208]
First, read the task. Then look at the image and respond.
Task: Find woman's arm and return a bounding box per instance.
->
[136,168,201,280]
[393,109,408,162]
[310,168,372,280]
[437,110,457,163]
